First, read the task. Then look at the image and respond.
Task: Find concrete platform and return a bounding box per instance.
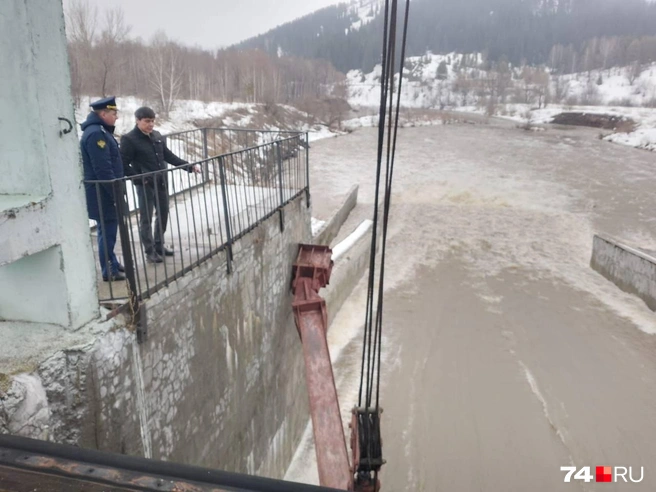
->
[91,183,296,303]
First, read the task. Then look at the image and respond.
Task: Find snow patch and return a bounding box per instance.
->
[332,220,372,261]
[347,0,381,31]
[606,127,656,152]
[311,217,326,235]
[4,374,50,438]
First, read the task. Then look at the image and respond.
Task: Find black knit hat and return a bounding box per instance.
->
[135,106,156,120]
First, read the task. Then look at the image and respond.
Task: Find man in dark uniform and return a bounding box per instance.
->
[81,96,126,281]
[120,106,201,263]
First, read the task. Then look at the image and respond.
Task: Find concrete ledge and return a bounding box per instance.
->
[323,220,375,328]
[313,185,358,246]
[591,234,656,311]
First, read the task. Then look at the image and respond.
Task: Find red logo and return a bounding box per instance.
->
[597,466,613,483]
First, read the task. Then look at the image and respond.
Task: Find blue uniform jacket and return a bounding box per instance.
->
[81,112,124,221]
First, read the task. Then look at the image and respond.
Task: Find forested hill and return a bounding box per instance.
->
[235,0,656,73]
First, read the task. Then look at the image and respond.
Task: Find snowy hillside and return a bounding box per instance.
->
[347,0,381,31]
[347,52,656,151]
[348,53,484,108]
[74,96,334,142]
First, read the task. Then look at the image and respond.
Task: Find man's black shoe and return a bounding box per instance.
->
[155,246,174,257]
[146,252,164,263]
[103,272,126,282]
[117,263,125,272]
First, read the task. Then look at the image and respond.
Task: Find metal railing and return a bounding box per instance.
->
[112,128,306,214]
[85,129,310,336]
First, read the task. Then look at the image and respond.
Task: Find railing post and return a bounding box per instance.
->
[114,180,145,343]
[202,128,210,183]
[202,128,209,159]
[218,156,233,274]
[276,141,285,232]
[305,132,311,208]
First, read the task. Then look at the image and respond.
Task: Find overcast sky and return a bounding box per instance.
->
[65,0,345,49]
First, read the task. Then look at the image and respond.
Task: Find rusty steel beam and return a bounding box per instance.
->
[292,245,352,491]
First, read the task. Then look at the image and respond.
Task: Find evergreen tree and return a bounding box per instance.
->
[437,61,448,80]
[235,0,656,73]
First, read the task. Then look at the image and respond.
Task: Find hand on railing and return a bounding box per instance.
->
[191,164,202,174]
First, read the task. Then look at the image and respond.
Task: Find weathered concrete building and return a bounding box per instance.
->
[0,0,99,331]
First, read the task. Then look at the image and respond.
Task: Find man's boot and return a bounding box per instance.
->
[146,252,163,263]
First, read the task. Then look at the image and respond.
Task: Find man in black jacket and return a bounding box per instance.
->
[120,107,201,263]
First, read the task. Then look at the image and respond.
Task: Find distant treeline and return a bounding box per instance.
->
[64,0,345,115]
[237,0,656,73]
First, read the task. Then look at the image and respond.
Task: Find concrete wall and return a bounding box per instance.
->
[0,0,98,329]
[1,196,312,480]
[590,234,656,311]
[137,196,311,476]
[314,185,358,246]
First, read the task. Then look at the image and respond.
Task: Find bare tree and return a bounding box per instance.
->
[520,66,535,104]
[453,72,472,106]
[628,61,643,86]
[552,76,569,104]
[96,7,131,96]
[599,37,616,73]
[148,32,184,117]
[533,68,550,109]
[65,0,98,45]
[61,5,347,113]
[495,59,512,104]
[522,109,535,131]
[64,0,98,105]
[581,80,600,105]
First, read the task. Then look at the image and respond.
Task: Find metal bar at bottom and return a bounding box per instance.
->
[202,127,210,183]
[0,435,345,492]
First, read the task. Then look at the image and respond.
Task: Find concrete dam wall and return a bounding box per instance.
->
[591,234,656,312]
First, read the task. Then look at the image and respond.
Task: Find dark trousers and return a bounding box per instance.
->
[136,184,169,254]
[97,219,119,277]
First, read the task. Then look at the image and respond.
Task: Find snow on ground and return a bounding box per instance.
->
[606,127,656,151]
[347,0,381,31]
[347,52,483,108]
[75,96,336,142]
[332,219,372,261]
[348,53,656,151]
[75,96,254,137]
[311,217,326,235]
[307,126,340,142]
[560,65,656,107]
